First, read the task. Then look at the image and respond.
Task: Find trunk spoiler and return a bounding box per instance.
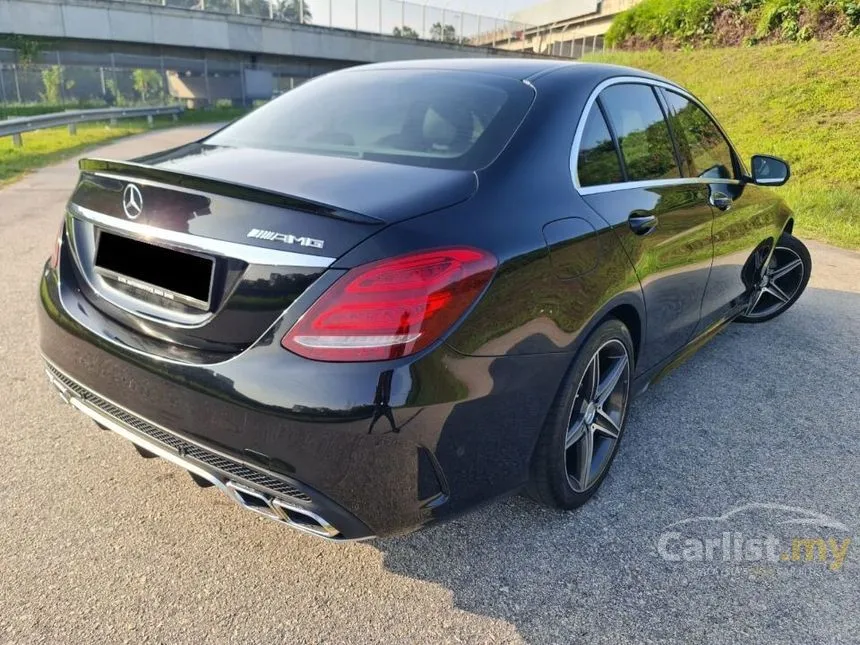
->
[78,158,383,225]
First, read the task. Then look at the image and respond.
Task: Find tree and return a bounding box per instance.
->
[429,22,458,43]
[132,69,164,103]
[8,35,42,65]
[40,65,64,103]
[272,0,312,23]
[392,25,420,39]
[104,78,126,107]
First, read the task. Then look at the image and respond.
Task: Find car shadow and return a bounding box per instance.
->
[371,287,860,643]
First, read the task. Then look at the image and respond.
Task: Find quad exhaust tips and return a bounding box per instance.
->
[225,481,340,538]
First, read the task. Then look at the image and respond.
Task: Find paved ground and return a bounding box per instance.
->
[1,127,858,645]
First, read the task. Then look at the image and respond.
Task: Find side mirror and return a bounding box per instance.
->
[750,154,790,186]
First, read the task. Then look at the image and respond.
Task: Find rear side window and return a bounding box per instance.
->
[599,84,680,182]
[206,70,535,171]
[661,90,735,180]
[577,107,624,187]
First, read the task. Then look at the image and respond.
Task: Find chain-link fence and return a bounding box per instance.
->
[0,62,169,108]
[0,48,327,114]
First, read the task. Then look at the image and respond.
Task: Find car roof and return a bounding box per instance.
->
[352,58,669,84]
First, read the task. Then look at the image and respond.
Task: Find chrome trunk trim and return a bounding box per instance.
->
[69,204,336,268]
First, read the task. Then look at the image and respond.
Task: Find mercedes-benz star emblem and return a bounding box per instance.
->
[122,184,143,220]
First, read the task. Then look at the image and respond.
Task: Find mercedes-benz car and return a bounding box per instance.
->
[39,59,811,540]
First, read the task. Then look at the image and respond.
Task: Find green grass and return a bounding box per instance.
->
[0,107,247,186]
[587,38,860,249]
[606,0,860,47]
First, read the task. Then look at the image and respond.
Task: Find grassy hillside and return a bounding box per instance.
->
[587,38,860,248]
[606,0,860,48]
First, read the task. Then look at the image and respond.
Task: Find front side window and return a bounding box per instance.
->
[662,90,735,180]
[599,84,680,182]
[577,106,624,187]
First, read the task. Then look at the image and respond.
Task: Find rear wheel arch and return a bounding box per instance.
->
[600,303,641,366]
[572,293,644,369]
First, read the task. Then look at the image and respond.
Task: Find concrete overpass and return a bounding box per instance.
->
[1,0,545,103]
[0,0,533,65]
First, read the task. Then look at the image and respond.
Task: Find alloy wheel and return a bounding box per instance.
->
[565,339,630,493]
[745,246,805,319]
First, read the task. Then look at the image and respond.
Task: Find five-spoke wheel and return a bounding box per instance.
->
[738,232,811,323]
[529,318,634,509]
[565,340,630,493]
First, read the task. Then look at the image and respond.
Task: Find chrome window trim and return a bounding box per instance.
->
[69,204,336,269]
[578,176,742,196]
[570,76,746,195]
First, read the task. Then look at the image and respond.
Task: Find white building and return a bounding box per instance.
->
[478,0,642,57]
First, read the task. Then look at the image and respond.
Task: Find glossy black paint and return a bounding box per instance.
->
[583,185,715,371]
[39,60,794,538]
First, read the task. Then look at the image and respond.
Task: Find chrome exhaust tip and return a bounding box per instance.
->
[227,481,341,538]
[226,481,283,521]
[272,499,341,538]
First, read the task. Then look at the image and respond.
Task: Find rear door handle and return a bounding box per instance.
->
[628,212,658,235]
[709,191,733,211]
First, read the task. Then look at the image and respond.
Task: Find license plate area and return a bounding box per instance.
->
[94,231,214,311]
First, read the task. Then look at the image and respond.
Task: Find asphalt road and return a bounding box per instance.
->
[1,127,858,644]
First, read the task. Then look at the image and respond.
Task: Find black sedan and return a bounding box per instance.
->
[39,59,811,539]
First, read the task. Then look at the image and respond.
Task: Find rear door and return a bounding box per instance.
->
[576,81,715,372]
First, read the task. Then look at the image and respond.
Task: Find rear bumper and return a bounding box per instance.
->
[45,361,354,539]
[39,254,572,538]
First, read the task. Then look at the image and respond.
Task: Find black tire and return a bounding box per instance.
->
[736,232,811,324]
[529,318,634,510]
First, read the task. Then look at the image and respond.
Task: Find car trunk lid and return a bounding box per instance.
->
[64,150,477,361]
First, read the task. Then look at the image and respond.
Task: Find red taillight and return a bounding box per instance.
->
[48,220,64,269]
[282,247,497,362]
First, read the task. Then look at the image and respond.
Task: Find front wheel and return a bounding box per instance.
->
[736,232,811,324]
[529,318,633,510]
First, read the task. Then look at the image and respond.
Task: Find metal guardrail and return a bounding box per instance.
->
[1,105,184,147]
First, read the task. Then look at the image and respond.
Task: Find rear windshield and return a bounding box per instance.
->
[206,70,535,171]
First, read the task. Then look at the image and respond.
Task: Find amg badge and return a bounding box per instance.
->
[246,228,325,249]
